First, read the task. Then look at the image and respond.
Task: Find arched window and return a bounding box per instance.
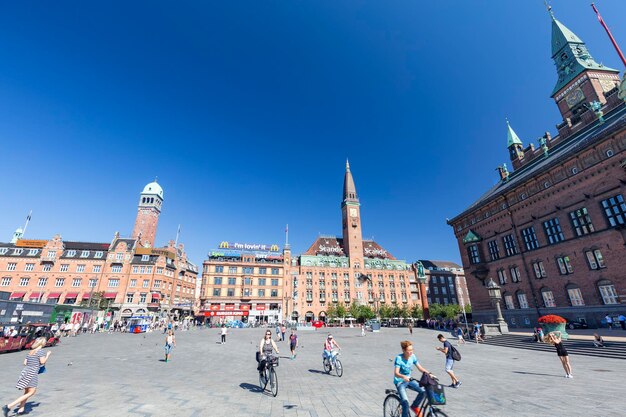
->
[516,290,529,309]
[540,287,556,307]
[597,279,619,305]
[566,283,585,306]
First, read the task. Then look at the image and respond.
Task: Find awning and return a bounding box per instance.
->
[151,293,161,299]
[28,292,42,298]
[47,292,61,298]
[103,292,117,299]
[65,292,79,298]
[9,292,26,299]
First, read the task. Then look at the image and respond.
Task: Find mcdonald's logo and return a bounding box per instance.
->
[219,241,229,249]
[270,244,279,252]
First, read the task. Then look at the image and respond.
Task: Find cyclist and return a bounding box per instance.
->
[323,334,341,369]
[394,340,435,417]
[258,330,280,375]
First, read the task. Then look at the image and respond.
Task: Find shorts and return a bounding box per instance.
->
[164,344,173,354]
[290,344,296,350]
[445,358,454,371]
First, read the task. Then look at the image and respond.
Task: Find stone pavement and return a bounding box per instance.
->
[0,327,624,417]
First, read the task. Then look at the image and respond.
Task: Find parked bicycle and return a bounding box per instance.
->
[322,348,343,377]
[383,376,448,417]
[259,354,279,397]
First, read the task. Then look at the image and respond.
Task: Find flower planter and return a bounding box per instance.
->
[538,315,569,340]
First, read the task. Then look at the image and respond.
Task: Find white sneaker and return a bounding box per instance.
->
[568,374,573,378]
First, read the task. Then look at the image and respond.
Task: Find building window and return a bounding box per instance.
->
[227,288,235,297]
[543,218,565,244]
[227,277,236,285]
[111,265,122,273]
[42,264,52,272]
[72,279,81,287]
[0,277,11,286]
[89,279,97,288]
[271,268,280,275]
[258,289,265,297]
[55,278,65,287]
[504,294,515,309]
[541,289,556,307]
[141,255,150,262]
[94,251,104,258]
[80,251,89,258]
[258,278,266,286]
[214,265,224,273]
[487,240,500,261]
[569,208,595,236]
[585,249,606,270]
[517,292,529,309]
[597,280,619,305]
[128,279,136,287]
[510,266,521,283]
[467,244,481,264]
[38,277,47,287]
[19,278,30,286]
[213,277,222,285]
[271,279,279,286]
[142,280,149,288]
[228,267,237,274]
[115,253,123,262]
[271,290,278,297]
[47,250,57,259]
[601,194,626,227]
[567,286,585,306]
[556,256,573,275]
[126,293,134,303]
[243,267,253,274]
[154,280,161,288]
[93,265,101,273]
[132,266,139,274]
[502,235,517,256]
[59,264,69,272]
[7,263,17,271]
[76,265,85,273]
[532,261,547,279]
[139,293,147,303]
[213,288,221,296]
[24,263,35,272]
[108,279,120,288]
[521,227,540,251]
[67,250,76,257]
[497,269,508,285]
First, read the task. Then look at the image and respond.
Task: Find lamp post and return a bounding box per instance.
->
[486,278,508,334]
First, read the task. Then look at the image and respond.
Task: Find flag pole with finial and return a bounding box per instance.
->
[591,3,626,67]
[22,210,32,237]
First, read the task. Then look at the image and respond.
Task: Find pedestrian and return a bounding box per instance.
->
[3,337,52,416]
[436,334,461,388]
[455,326,466,345]
[281,324,287,342]
[605,314,613,331]
[592,333,605,348]
[289,330,298,359]
[361,323,365,337]
[275,324,281,341]
[472,322,483,343]
[164,330,176,362]
[546,331,572,378]
[618,314,625,331]
[220,325,227,344]
[408,323,413,335]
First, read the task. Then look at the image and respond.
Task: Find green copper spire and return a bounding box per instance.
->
[506,119,523,148]
[549,10,618,97]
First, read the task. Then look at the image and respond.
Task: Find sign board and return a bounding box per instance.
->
[15,304,24,311]
[203,311,249,317]
[218,242,280,252]
[15,239,48,248]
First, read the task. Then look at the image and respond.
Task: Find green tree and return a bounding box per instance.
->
[326,304,337,321]
[336,302,347,319]
[349,300,361,320]
[410,305,423,319]
[379,303,392,319]
[397,305,410,319]
[358,304,375,321]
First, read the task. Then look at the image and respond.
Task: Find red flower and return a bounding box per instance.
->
[538,315,566,324]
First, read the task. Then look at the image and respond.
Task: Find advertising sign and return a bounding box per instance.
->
[15,239,48,248]
[255,304,266,311]
[204,311,249,317]
[218,242,280,252]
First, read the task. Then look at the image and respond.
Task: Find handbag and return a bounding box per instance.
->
[38,365,46,374]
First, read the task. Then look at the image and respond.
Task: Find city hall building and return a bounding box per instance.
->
[0,181,198,321]
[286,162,428,323]
[448,12,626,327]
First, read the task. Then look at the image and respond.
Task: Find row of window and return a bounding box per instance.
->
[504,280,619,309]
[211,277,280,286]
[471,194,626,264]
[212,288,279,297]
[4,263,104,273]
[212,266,281,275]
[427,297,458,305]
[0,277,194,294]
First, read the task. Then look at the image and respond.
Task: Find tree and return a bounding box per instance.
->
[358,304,375,321]
[336,302,347,319]
[379,303,392,319]
[397,305,410,319]
[349,300,361,320]
[410,305,423,319]
[326,304,337,321]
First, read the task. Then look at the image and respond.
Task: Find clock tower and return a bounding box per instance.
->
[132,180,164,248]
[341,160,363,267]
[548,9,620,124]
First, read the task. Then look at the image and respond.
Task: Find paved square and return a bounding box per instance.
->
[1,327,624,417]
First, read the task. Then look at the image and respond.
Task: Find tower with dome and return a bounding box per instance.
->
[132,180,164,248]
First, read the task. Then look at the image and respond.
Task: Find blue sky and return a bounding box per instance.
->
[1,1,624,266]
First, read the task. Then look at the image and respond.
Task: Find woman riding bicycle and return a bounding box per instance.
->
[323,334,341,368]
[394,340,435,417]
[257,330,280,375]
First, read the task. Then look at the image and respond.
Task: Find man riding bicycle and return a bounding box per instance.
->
[394,340,435,417]
[323,334,341,369]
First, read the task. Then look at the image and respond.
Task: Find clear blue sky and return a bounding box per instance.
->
[1,1,624,266]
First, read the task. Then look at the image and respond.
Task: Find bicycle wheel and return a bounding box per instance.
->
[269,367,278,397]
[426,407,449,417]
[259,367,268,390]
[334,359,343,377]
[383,394,402,417]
[323,358,331,373]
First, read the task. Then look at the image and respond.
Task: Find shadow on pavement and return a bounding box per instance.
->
[239,382,263,393]
[512,371,563,378]
[307,369,327,375]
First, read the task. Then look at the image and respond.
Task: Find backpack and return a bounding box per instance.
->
[450,345,462,361]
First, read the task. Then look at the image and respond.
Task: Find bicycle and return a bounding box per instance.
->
[258,354,279,397]
[383,377,448,417]
[322,349,343,377]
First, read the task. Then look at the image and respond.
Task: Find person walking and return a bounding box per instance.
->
[455,326,466,345]
[618,314,625,331]
[164,330,176,362]
[472,322,483,343]
[360,323,365,337]
[275,324,281,341]
[220,325,227,344]
[3,337,51,416]
[289,330,298,359]
[436,334,461,388]
[605,314,613,331]
[281,324,287,342]
[408,323,413,335]
[546,331,572,378]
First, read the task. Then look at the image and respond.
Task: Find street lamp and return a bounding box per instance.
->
[486,278,508,333]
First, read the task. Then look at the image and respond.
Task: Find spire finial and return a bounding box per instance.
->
[154,176,158,183]
[346,159,350,172]
[544,0,555,21]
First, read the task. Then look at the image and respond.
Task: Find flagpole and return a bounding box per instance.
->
[285,224,289,246]
[22,210,32,237]
[591,3,626,67]
[175,224,181,246]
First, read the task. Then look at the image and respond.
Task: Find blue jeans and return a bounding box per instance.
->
[396,380,425,417]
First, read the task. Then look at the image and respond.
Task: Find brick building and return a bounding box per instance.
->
[286,162,428,323]
[448,12,626,328]
[0,181,198,321]
[199,242,287,324]
[418,260,470,308]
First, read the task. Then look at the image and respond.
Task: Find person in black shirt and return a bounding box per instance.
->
[436,334,461,388]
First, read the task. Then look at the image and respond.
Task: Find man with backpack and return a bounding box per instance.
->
[436,334,461,388]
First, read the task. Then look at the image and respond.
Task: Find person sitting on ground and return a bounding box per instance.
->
[593,333,605,348]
